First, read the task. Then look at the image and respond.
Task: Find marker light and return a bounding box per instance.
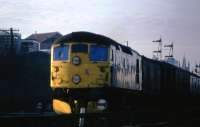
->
[96,99,107,111]
[72,56,81,65]
[72,74,81,84]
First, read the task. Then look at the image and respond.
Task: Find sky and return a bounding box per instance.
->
[0,0,200,69]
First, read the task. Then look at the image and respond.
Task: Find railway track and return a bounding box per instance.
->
[0,110,200,127]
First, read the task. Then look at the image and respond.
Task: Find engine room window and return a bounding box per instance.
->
[89,45,108,61]
[71,44,88,53]
[111,49,114,61]
[53,45,69,60]
[136,59,140,84]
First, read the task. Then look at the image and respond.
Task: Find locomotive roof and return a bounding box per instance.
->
[54,31,117,45]
[54,31,139,55]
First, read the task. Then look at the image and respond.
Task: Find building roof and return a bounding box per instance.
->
[0,31,9,35]
[25,32,62,43]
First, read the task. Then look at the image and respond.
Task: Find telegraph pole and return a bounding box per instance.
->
[0,28,19,111]
[10,28,15,56]
[0,28,19,56]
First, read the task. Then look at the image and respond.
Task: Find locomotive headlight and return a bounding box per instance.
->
[72,56,81,65]
[72,74,81,84]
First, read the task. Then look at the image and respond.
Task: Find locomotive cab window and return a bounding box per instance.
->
[71,44,88,53]
[89,45,108,61]
[53,45,69,60]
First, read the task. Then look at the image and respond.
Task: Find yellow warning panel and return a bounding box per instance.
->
[53,99,72,114]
